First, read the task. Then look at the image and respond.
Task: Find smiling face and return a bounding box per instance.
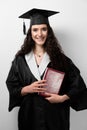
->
[31,24,48,47]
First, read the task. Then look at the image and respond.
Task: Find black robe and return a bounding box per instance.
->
[6,55,87,130]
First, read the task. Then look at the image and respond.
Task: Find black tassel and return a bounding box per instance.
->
[23,21,26,35]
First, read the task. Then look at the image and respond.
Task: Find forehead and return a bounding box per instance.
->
[31,24,47,28]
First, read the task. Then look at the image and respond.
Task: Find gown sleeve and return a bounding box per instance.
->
[66,58,87,111]
[6,58,23,111]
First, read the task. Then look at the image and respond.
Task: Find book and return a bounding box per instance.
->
[40,67,65,96]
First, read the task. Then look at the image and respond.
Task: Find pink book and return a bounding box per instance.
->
[40,67,65,96]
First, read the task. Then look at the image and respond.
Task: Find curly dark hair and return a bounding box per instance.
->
[16,25,67,71]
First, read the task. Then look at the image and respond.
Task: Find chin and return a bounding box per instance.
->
[36,41,45,45]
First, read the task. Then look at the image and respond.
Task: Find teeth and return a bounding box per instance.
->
[37,38,43,39]
[37,38,43,40]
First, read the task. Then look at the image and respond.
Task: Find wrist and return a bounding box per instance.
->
[21,85,29,96]
[61,94,70,102]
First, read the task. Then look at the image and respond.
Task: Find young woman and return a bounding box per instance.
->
[6,8,87,130]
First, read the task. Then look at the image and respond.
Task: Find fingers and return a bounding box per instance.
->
[29,80,47,93]
[35,80,47,87]
[33,87,46,92]
[44,92,51,97]
[33,87,47,93]
[31,80,47,93]
[37,80,47,84]
[40,92,51,97]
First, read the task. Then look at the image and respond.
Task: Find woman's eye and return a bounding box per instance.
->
[42,28,47,31]
[32,29,38,32]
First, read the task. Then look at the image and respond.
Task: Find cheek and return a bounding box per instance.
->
[45,32,48,39]
[43,31,48,37]
[31,32,36,39]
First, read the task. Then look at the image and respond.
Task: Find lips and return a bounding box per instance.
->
[36,37,45,42]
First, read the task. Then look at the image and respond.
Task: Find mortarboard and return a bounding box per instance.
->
[19,8,59,34]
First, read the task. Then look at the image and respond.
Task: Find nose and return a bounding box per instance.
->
[38,30,42,36]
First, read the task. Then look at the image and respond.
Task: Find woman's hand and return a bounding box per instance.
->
[21,80,47,95]
[45,93,70,103]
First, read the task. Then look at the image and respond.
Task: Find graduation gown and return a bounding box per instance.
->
[6,51,87,130]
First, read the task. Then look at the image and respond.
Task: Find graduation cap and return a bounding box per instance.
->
[19,8,59,34]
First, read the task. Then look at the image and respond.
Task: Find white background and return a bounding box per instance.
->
[0,0,87,130]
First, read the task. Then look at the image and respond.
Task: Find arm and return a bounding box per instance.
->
[6,59,23,111]
[64,58,87,111]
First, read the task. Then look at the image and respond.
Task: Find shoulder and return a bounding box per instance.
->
[11,55,26,70]
[12,55,25,64]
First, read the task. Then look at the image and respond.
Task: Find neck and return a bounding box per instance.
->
[33,46,45,57]
[34,45,45,54]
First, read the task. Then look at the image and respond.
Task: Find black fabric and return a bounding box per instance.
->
[19,8,59,26]
[19,8,59,19]
[6,55,87,130]
[18,94,70,130]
